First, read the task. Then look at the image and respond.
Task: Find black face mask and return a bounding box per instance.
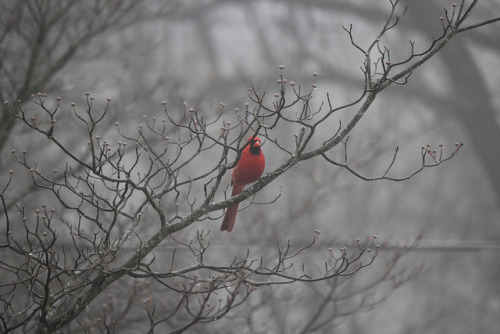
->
[249,140,261,155]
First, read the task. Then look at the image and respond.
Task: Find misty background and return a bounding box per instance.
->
[2,0,500,333]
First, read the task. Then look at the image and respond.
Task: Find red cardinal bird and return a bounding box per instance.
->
[220,136,265,232]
